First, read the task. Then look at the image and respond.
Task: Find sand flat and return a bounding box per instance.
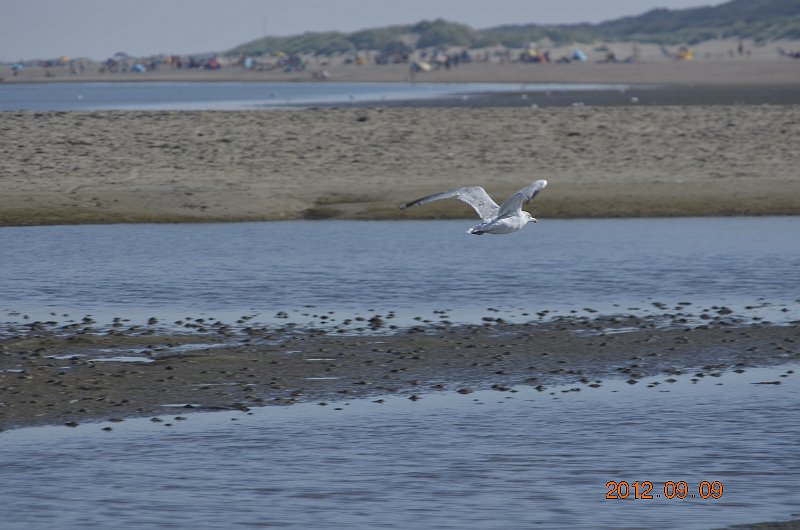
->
[1,313,798,430]
[1,105,799,226]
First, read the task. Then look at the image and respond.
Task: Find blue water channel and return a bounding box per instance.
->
[1,217,799,328]
[0,81,632,111]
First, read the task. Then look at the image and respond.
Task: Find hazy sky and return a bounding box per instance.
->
[1,0,723,61]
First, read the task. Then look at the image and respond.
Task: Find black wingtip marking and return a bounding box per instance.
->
[400,198,423,210]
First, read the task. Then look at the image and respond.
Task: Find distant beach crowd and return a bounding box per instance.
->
[3,37,797,83]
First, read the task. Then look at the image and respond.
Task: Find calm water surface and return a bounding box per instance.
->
[0,81,631,111]
[1,217,799,327]
[1,364,798,529]
[1,218,799,529]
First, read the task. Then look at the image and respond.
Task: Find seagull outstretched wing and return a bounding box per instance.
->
[400,186,500,221]
[497,179,548,218]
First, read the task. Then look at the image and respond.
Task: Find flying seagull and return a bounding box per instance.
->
[400,179,548,235]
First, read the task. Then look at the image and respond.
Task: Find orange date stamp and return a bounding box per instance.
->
[606,481,723,500]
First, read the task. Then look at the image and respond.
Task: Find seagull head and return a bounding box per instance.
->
[524,211,538,224]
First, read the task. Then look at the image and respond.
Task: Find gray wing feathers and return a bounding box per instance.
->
[400,186,500,221]
[497,179,548,217]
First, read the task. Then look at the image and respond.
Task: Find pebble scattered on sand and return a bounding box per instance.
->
[1,304,798,429]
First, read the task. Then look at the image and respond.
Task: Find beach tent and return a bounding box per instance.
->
[572,48,588,62]
[131,63,147,73]
[412,61,432,72]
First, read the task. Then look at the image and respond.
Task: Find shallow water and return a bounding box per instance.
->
[0,81,631,111]
[2,218,799,528]
[1,364,798,529]
[2,217,799,328]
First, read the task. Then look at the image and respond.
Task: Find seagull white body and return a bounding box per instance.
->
[400,179,548,235]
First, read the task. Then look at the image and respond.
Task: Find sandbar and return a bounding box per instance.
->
[2,104,800,226]
[1,308,798,430]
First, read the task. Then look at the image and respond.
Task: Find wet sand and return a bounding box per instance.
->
[721,522,800,530]
[1,308,797,430]
[2,104,800,226]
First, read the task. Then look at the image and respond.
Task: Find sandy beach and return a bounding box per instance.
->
[1,104,800,226]
[3,45,800,226]
[4,38,800,86]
